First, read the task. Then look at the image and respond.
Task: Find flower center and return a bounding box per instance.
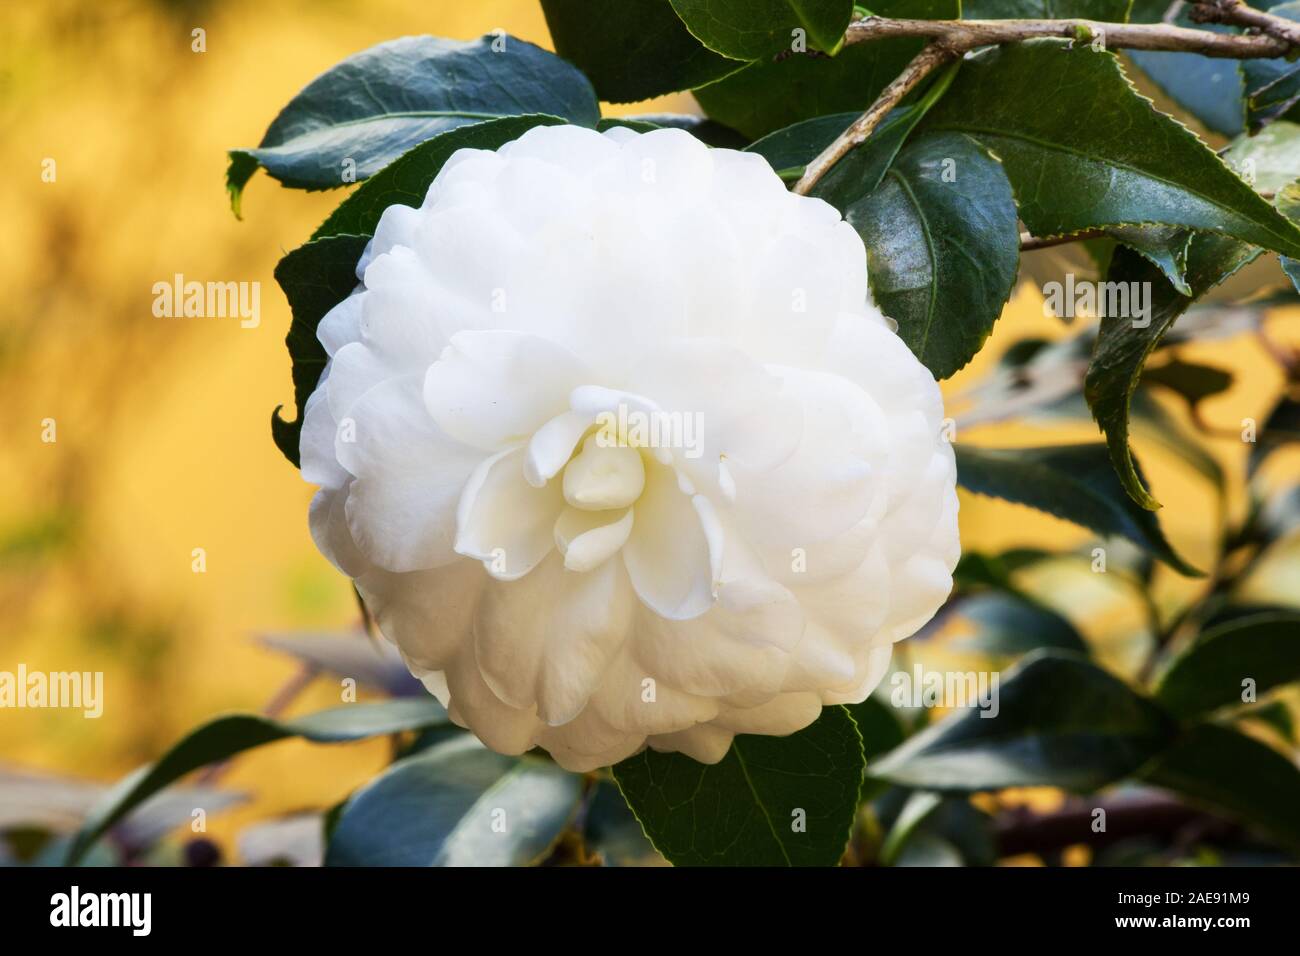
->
[562,435,645,511]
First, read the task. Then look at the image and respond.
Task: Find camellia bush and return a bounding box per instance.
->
[51,0,1300,868]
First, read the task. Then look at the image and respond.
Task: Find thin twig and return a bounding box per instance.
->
[1193,0,1300,47]
[792,42,954,195]
[795,4,1299,194]
[845,13,1292,57]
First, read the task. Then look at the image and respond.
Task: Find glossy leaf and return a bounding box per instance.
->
[1276,182,1300,291]
[869,651,1176,791]
[541,0,742,102]
[955,591,1090,657]
[694,0,959,139]
[270,235,370,468]
[1241,2,1300,131]
[1085,235,1261,509]
[1222,120,1300,192]
[840,132,1019,378]
[1107,224,1193,296]
[612,706,864,866]
[326,737,581,866]
[1140,722,1300,851]
[227,35,599,213]
[605,113,749,147]
[954,443,1201,575]
[921,41,1300,258]
[1155,611,1300,718]
[669,0,854,59]
[66,699,449,865]
[743,61,952,182]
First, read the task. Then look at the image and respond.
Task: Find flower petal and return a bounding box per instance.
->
[455,446,564,580]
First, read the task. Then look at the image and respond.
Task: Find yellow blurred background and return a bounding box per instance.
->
[2,0,1297,862]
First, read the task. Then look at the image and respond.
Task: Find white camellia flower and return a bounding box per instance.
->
[301,124,959,772]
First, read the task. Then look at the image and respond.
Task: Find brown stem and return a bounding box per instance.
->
[792,42,954,195]
[792,7,1297,195]
[1193,0,1300,47]
[846,13,1291,57]
[994,793,1241,858]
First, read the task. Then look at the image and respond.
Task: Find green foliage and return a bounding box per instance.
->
[841,132,1020,378]
[227,35,599,214]
[695,0,959,138]
[326,737,582,866]
[1085,236,1262,509]
[1140,722,1300,851]
[922,41,1300,258]
[612,706,864,865]
[269,235,371,467]
[540,0,742,102]
[312,115,569,240]
[870,651,1176,791]
[174,0,1300,869]
[953,443,1200,575]
[1155,611,1300,719]
[669,0,854,58]
[65,700,449,864]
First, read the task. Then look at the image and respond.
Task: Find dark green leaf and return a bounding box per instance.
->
[66,699,449,865]
[670,0,853,59]
[608,113,750,147]
[270,235,370,468]
[744,110,861,178]
[311,115,567,241]
[1222,120,1300,192]
[1155,611,1300,718]
[743,71,945,182]
[326,737,581,866]
[227,35,599,213]
[541,0,742,102]
[612,705,864,866]
[921,41,1300,257]
[954,443,1201,575]
[1140,722,1300,851]
[809,60,958,195]
[839,131,1019,378]
[869,651,1176,791]
[694,0,959,139]
[1241,2,1300,131]
[848,695,907,801]
[1275,181,1300,290]
[1085,235,1261,509]
[1107,224,1193,296]
[847,695,907,758]
[956,592,1089,657]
